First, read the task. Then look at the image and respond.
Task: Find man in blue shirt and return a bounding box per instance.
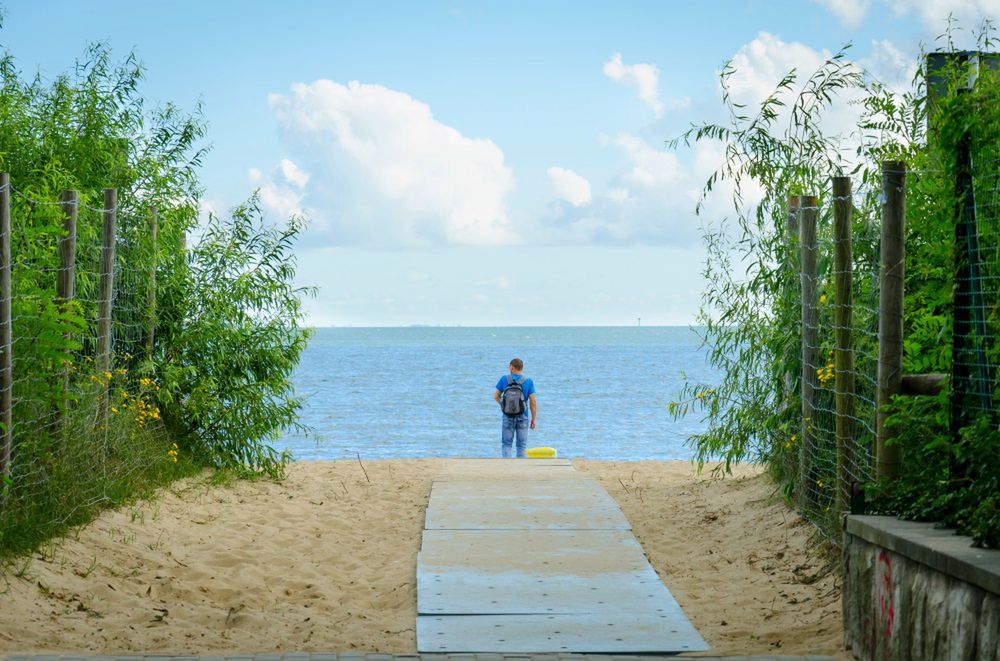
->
[493,357,537,458]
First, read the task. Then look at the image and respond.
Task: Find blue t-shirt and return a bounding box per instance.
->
[496,374,536,409]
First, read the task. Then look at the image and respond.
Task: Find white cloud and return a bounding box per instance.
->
[538,133,713,246]
[861,39,917,92]
[547,166,592,207]
[278,158,310,189]
[812,0,871,27]
[266,79,517,247]
[251,159,309,221]
[725,32,869,144]
[891,0,1000,33]
[727,33,832,109]
[603,53,664,116]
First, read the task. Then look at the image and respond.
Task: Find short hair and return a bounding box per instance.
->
[509,358,524,371]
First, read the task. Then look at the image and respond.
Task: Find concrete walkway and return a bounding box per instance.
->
[415,460,708,654]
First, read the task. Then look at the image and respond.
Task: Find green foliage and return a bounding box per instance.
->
[156,197,313,478]
[0,377,201,560]
[869,35,1000,547]
[0,38,311,560]
[873,400,1000,548]
[667,47,866,480]
[672,21,1000,547]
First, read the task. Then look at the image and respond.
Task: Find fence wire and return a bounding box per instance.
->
[953,137,1000,425]
[0,183,175,558]
[788,159,999,543]
[794,185,881,538]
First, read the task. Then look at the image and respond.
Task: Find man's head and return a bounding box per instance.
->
[509,358,524,373]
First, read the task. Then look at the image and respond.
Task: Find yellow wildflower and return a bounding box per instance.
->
[819,294,827,304]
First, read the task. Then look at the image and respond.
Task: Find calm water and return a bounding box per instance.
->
[275,326,721,461]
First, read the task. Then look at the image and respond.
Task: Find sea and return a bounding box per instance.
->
[275,326,722,461]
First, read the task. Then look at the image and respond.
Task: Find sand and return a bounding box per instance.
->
[0,460,846,658]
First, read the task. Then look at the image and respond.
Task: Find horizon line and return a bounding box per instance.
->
[305,323,706,329]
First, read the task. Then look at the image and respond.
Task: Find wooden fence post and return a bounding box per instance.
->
[784,196,801,403]
[799,195,819,509]
[782,196,802,479]
[833,176,856,514]
[0,173,11,483]
[57,190,78,416]
[96,189,117,413]
[145,207,157,358]
[877,161,905,480]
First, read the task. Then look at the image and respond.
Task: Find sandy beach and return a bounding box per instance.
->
[0,460,845,658]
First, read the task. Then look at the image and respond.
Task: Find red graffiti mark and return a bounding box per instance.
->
[876,550,895,639]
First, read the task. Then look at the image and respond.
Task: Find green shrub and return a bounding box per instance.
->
[154,196,312,478]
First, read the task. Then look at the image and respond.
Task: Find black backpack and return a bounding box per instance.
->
[500,375,527,416]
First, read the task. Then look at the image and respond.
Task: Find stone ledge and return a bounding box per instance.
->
[845,515,1000,596]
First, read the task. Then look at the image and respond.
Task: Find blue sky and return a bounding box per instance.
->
[2,1,997,325]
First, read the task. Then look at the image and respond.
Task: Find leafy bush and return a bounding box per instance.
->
[156,197,313,478]
[0,36,311,559]
[671,23,1000,547]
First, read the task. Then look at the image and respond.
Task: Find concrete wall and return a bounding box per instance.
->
[843,516,1000,660]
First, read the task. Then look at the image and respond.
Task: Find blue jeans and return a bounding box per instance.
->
[501,413,530,458]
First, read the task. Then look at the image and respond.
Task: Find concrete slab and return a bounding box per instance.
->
[418,530,650,574]
[424,500,630,531]
[424,482,631,531]
[417,530,679,615]
[434,461,574,482]
[416,613,709,654]
[430,480,620,509]
[417,564,680,615]
[846,515,1000,596]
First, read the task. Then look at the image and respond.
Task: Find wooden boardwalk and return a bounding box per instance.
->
[415,460,709,654]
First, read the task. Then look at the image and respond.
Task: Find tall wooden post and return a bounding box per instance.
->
[0,173,12,483]
[97,189,117,414]
[145,207,158,358]
[833,176,856,514]
[784,196,801,405]
[782,196,802,479]
[799,195,819,508]
[57,190,78,413]
[877,162,905,480]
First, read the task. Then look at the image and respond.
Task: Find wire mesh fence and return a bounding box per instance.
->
[785,145,1000,542]
[0,178,176,558]
[791,181,882,537]
[952,131,999,429]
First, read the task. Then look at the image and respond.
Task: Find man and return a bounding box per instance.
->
[493,358,537,458]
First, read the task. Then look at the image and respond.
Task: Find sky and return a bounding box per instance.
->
[2,0,999,326]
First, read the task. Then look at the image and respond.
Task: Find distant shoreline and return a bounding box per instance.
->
[304,324,711,329]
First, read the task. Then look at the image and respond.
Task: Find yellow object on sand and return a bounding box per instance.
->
[526,446,557,458]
